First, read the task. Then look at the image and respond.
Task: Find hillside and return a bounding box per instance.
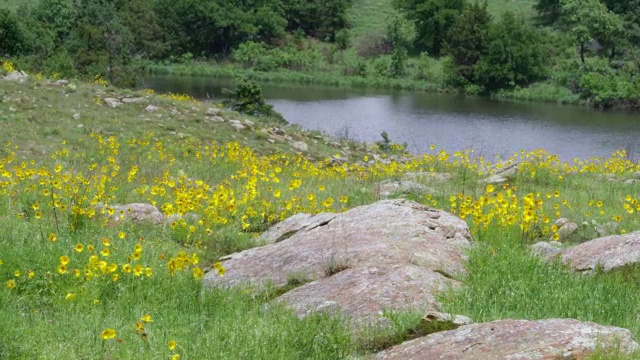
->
[3,64,640,359]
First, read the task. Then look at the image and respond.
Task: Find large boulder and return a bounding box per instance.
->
[558,231,640,273]
[375,318,639,359]
[205,199,472,325]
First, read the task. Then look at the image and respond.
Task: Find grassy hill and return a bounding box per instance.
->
[348,0,538,41]
[2,64,640,359]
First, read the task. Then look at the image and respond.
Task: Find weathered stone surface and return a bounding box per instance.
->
[256,212,337,245]
[596,221,619,237]
[274,264,458,325]
[291,141,308,152]
[103,98,123,108]
[145,105,159,112]
[480,162,519,184]
[403,172,452,183]
[422,311,473,327]
[50,79,69,86]
[121,97,146,104]
[375,319,639,360]
[229,120,246,131]
[556,220,578,240]
[3,71,28,83]
[206,199,472,325]
[205,116,225,123]
[559,231,640,273]
[105,203,166,225]
[375,180,435,198]
[205,107,221,116]
[530,241,562,258]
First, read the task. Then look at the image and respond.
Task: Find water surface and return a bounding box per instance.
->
[144,75,640,160]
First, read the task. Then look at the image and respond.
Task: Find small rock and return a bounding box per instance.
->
[145,105,159,112]
[51,79,69,86]
[596,221,619,237]
[206,116,225,123]
[101,203,165,225]
[205,107,221,116]
[403,172,452,183]
[557,221,578,240]
[103,98,123,108]
[291,141,308,152]
[375,179,434,198]
[422,311,473,327]
[3,71,28,83]
[531,241,562,258]
[121,97,145,104]
[230,123,246,131]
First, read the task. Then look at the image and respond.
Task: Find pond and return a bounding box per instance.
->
[143,74,640,161]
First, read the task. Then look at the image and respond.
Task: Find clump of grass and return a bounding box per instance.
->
[442,226,640,340]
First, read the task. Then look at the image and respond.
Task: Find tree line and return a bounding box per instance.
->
[0,0,352,85]
[1,0,639,108]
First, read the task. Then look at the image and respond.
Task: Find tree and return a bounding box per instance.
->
[394,0,465,56]
[284,0,353,41]
[444,1,491,84]
[223,77,286,122]
[33,0,76,46]
[386,14,416,77]
[67,0,135,85]
[476,12,548,91]
[154,0,287,56]
[534,0,561,24]
[0,9,28,56]
[562,0,624,63]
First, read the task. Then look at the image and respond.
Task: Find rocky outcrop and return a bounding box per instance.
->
[558,231,640,273]
[375,318,639,359]
[205,199,472,326]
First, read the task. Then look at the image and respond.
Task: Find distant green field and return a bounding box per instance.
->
[348,0,538,41]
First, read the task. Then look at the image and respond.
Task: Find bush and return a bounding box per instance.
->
[223,76,286,123]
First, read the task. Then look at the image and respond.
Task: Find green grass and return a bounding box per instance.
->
[348,0,397,40]
[485,0,537,18]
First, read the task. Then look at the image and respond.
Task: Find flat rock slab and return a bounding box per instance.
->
[256,212,337,245]
[375,318,639,359]
[273,264,458,325]
[559,230,640,273]
[205,199,472,324]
